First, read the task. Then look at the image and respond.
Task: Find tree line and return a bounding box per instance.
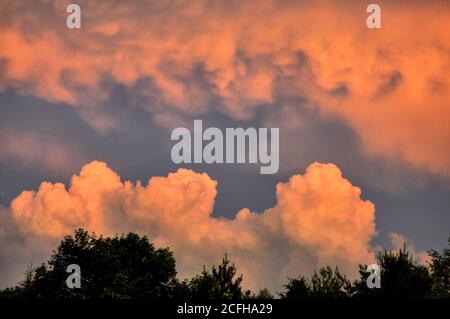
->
[0,229,448,299]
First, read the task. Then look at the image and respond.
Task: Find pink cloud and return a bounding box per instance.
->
[9,160,377,290]
[1,0,448,175]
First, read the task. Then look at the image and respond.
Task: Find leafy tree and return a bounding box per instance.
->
[0,263,35,299]
[167,278,192,299]
[280,266,353,299]
[279,276,310,299]
[189,254,250,299]
[427,238,450,298]
[20,229,178,299]
[355,246,431,299]
[2,230,449,300]
[251,288,274,299]
[243,287,274,299]
[0,287,22,299]
[309,266,354,299]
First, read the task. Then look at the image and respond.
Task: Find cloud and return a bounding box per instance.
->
[3,160,376,291]
[0,204,54,288]
[388,232,431,266]
[0,129,83,173]
[1,0,449,176]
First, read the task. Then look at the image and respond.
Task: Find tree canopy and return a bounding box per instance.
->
[5,229,177,299]
[1,229,449,300]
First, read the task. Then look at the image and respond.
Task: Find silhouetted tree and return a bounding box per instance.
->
[309,266,354,299]
[21,229,178,298]
[2,230,449,300]
[250,288,274,299]
[427,238,450,298]
[279,276,310,299]
[189,254,250,299]
[0,263,37,299]
[280,266,353,299]
[19,263,35,298]
[355,246,431,299]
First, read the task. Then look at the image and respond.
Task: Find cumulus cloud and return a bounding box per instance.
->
[388,232,431,266]
[0,205,54,288]
[3,160,376,291]
[0,0,449,175]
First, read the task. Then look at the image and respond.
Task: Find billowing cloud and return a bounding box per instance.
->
[4,160,376,291]
[0,0,449,175]
[388,232,431,266]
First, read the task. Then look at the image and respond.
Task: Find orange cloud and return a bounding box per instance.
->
[0,129,83,173]
[388,232,431,266]
[10,160,376,290]
[1,0,449,174]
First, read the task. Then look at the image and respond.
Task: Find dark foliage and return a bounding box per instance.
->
[188,254,250,299]
[428,238,450,298]
[354,246,431,299]
[2,229,177,299]
[280,266,353,299]
[1,229,449,300]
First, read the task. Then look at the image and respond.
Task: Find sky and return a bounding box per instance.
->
[0,0,449,292]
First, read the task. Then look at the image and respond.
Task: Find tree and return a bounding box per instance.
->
[309,266,353,299]
[428,237,450,298]
[0,263,35,299]
[23,229,178,299]
[355,246,431,299]
[280,266,353,299]
[189,254,250,299]
[243,287,274,299]
[279,276,310,299]
[250,288,274,299]
[2,229,448,300]
[20,263,35,298]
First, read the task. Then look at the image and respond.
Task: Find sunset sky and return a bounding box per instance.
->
[0,0,449,291]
